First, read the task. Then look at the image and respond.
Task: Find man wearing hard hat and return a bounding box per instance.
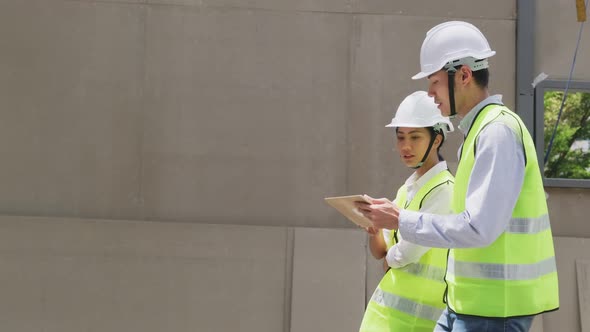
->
[357,21,559,331]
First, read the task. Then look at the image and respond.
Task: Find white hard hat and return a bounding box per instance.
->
[386,91,454,137]
[412,21,496,80]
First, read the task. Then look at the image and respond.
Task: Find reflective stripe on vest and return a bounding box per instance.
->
[447,256,556,280]
[400,262,446,282]
[371,287,443,322]
[506,214,550,234]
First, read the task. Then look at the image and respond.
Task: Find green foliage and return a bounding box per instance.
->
[543,90,590,179]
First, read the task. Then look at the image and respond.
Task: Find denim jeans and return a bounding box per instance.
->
[434,307,535,332]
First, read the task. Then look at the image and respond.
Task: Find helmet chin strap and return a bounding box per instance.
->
[446,66,458,118]
[409,133,437,170]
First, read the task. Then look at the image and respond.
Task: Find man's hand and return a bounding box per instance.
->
[355,195,400,230]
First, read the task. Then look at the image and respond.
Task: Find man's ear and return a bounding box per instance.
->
[460,66,472,83]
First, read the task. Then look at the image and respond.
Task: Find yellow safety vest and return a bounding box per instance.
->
[359,170,454,332]
[448,104,559,317]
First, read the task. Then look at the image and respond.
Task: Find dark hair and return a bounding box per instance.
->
[427,127,445,161]
[472,68,489,88]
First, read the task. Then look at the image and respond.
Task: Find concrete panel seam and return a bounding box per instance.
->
[140,3,517,19]
[283,227,294,332]
[64,0,148,6]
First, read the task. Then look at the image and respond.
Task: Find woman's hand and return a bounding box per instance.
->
[364,226,379,236]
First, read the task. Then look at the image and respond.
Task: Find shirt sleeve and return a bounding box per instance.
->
[386,181,453,268]
[398,122,525,248]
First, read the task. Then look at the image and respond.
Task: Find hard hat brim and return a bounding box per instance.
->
[385,122,431,128]
[411,71,431,80]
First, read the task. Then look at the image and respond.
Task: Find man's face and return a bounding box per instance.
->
[427,70,451,117]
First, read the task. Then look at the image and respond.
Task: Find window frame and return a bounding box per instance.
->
[534,79,590,188]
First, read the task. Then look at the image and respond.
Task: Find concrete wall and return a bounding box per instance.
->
[0,0,516,228]
[0,216,367,332]
[535,0,590,81]
[0,0,588,331]
[0,216,588,332]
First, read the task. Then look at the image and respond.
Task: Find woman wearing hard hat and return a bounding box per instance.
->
[359,21,559,331]
[358,91,454,332]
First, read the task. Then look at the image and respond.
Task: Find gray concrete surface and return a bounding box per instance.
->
[545,237,590,332]
[290,228,366,332]
[0,217,290,331]
[0,217,585,331]
[0,0,525,229]
[536,0,590,81]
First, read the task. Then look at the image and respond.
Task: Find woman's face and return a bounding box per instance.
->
[396,127,433,168]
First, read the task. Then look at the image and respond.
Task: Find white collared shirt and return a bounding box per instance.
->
[382,160,453,268]
[398,95,526,248]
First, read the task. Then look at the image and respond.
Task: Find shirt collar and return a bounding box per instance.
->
[405,160,449,190]
[458,94,504,135]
